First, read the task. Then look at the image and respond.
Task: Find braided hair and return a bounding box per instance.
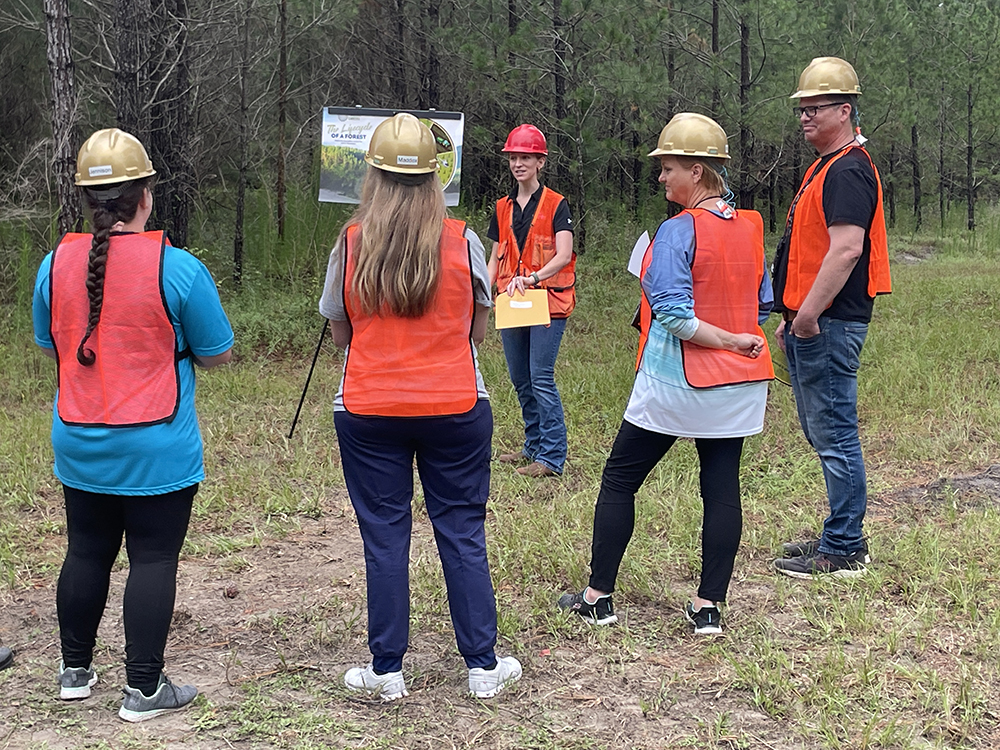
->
[76,177,153,366]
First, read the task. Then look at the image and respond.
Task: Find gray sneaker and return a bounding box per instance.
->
[118,674,198,722]
[782,537,871,564]
[58,662,98,700]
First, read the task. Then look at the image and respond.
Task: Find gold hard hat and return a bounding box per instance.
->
[790,57,862,99]
[364,113,439,174]
[75,128,156,186]
[648,113,730,160]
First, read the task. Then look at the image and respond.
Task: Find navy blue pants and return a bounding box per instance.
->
[335,400,497,673]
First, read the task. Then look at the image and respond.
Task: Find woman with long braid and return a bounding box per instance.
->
[32,129,233,721]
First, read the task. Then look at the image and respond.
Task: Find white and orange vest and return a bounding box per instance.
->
[495,187,576,317]
[342,218,479,417]
[783,146,891,309]
[637,208,774,389]
[50,231,182,427]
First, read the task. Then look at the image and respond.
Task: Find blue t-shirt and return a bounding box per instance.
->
[33,241,234,495]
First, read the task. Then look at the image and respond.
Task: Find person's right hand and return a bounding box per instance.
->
[775,319,786,354]
[732,333,765,358]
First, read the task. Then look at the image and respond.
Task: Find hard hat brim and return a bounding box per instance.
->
[75,167,157,187]
[648,147,730,159]
[501,147,548,155]
[790,87,862,99]
[363,154,438,174]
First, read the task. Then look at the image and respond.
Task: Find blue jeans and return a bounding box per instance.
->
[334,401,498,672]
[500,318,568,473]
[785,316,869,556]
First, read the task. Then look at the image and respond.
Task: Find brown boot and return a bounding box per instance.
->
[516,461,557,478]
[498,451,527,464]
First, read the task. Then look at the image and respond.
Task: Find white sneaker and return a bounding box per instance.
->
[343,664,408,701]
[468,656,522,698]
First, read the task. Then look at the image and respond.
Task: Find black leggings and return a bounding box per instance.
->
[588,421,744,603]
[57,484,196,695]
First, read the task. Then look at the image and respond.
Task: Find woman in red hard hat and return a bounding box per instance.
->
[487,124,575,478]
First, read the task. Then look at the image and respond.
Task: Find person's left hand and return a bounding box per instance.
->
[732,333,765,358]
[505,275,532,297]
[789,314,820,339]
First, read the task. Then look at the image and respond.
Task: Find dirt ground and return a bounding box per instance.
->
[3,467,1000,749]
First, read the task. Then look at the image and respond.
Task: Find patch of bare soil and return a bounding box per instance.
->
[887,464,1000,508]
[1,494,811,750]
[897,243,936,264]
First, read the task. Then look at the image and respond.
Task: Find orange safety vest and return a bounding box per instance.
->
[49,231,183,427]
[341,218,479,417]
[495,186,576,317]
[637,207,774,389]
[783,145,891,310]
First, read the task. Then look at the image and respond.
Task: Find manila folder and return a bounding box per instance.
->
[494,288,551,329]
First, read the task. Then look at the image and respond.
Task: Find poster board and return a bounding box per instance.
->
[319,107,464,206]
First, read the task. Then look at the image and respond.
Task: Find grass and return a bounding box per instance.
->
[2,199,1000,748]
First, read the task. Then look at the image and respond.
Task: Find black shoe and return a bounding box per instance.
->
[773,550,867,579]
[684,602,723,635]
[0,646,12,671]
[782,537,871,564]
[557,590,618,625]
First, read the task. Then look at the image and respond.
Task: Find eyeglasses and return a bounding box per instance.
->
[793,102,847,119]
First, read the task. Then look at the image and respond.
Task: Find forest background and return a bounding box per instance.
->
[1,0,999,275]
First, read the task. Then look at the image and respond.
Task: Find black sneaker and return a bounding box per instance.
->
[684,602,723,635]
[781,538,871,564]
[773,550,867,579]
[557,590,618,625]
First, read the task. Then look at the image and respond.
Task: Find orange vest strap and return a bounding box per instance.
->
[342,218,479,417]
[50,231,181,427]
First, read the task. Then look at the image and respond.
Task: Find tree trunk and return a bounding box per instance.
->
[887,143,896,229]
[966,83,974,231]
[114,0,151,140]
[277,0,287,239]
[149,0,190,247]
[394,0,408,104]
[507,0,516,66]
[710,0,720,114]
[170,0,191,248]
[908,73,921,229]
[552,0,567,184]
[234,3,250,288]
[939,82,945,231]
[738,7,751,208]
[44,0,81,234]
[767,164,776,233]
[421,0,440,108]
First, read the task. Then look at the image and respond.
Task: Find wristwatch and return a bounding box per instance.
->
[530,272,540,286]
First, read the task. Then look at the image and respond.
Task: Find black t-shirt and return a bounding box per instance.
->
[487,184,573,251]
[772,147,879,322]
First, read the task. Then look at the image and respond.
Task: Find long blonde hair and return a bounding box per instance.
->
[345,167,446,318]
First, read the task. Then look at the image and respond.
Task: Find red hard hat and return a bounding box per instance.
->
[502,124,548,155]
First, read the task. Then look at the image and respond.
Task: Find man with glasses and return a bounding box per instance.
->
[771,57,892,578]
